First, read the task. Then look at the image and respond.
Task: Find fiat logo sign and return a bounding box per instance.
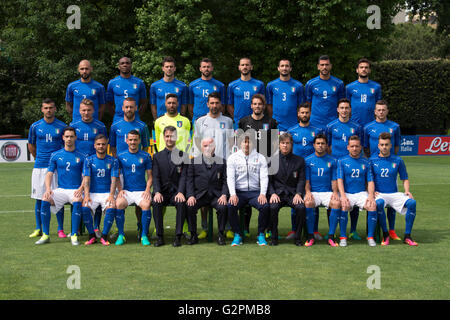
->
[1,142,21,161]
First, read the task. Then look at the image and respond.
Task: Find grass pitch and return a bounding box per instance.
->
[0,157,449,300]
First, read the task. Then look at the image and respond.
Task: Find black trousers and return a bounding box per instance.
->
[270,194,306,241]
[152,192,186,237]
[186,194,227,234]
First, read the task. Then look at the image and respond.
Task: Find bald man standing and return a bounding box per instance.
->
[66,59,106,122]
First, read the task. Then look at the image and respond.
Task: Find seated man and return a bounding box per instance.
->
[115,130,153,246]
[35,127,85,246]
[227,134,270,247]
[186,137,228,245]
[303,134,341,247]
[81,134,119,246]
[152,126,188,247]
[335,135,377,247]
[268,132,306,246]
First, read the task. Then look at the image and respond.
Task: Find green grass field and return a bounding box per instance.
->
[1,157,449,300]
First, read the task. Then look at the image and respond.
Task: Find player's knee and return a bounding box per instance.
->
[116,198,128,210]
[405,199,416,211]
[140,200,151,210]
[305,200,315,208]
[376,199,385,211]
[329,200,340,209]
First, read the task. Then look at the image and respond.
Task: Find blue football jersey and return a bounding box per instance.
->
[109,119,150,155]
[346,80,382,127]
[28,118,66,168]
[106,75,147,123]
[337,155,373,194]
[188,78,226,122]
[83,154,119,193]
[70,119,107,156]
[48,149,85,189]
[227,78,265,127]
[266,78,305,131]
[117,150,152,192]
[150,78,188,118]
[288,124,323,159]
[369,154,408,193]
[326,119,362,158]
[305,75,345,130]
[305,153,337,192]
[363,120,401,156]
[65,79,106,122]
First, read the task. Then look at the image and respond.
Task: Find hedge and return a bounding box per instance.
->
[372,59,449,134]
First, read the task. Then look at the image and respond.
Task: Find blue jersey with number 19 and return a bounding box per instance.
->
[48,149,85,189]
[266,78,305,131]
[117,150,152,192]
[83,154,119,193]
[337,155,373,194]
[305,153,337,192]
[369,154,408,193]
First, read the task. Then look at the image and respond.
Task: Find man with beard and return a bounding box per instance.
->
[346,58,382,128]
[66,60,106,121]
[305,55,345,131]
[154,94,191,153]
[188,58,226,124]
[266,59,305,132]
[150,56,188,119]
[106,56,148,124]
[227,57,265,129]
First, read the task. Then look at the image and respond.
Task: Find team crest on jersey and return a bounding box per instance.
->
[55,129,60,134]
[76,157,80,163]
[350,128,355,134]
[175,87,179,93]
[361,164,365,170]
[291,87,296,93]
[139,158,144,164]
[327,162,331,168]
[389,128,393,133]
[133,84,138,89]
[263,123,269,130]
[332,86,336,92]
[253,86,258,91]
[370,88,375,94]
[213,86,217,91]
[392,163,397,168]
[177,121,182,128]
[220,122,225,129]
[107,163,111,169]
[93,128,98,134]
[312,132,315,137]
[91,89,96,95]
[293,171,298,178]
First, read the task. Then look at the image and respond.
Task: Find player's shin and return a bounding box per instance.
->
[115,209,125,236]
[387,206,396,231]
[305,208,315,238]
[327,208,339,238]
[404,199,416,235]
[339,209,348,239]
[56,207,64,232]
[102,208,115,237]
[376,199,388,233]
[141,209,152,238]
[34,200,42,231]
[367,211,377,238]
[71,202,82,236]
[81,207,95,236]
[40,201,51,236]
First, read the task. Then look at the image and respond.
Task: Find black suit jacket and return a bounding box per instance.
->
[186,155,229,200]
[152,148,187,195]
[268,152,305,197]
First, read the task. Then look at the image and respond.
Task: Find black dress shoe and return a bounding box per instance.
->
[154,237,165,247]
[295,240,303,246]
[187,234,198,245]
[173,236,182,247]
[217,233,226,246]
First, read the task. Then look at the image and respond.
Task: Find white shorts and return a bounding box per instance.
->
[50,188,80,213]
[85,193,113,212]
[122,190,145,207]
[31,168,57,200]
[311,192,333,209]
[346,191,369,211]
[376,192,409,215]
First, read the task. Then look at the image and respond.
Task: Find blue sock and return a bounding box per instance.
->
[387,206,396,231]
[56,207,64,232]
[328,208,339,237]
[102,208,116,236]
[115,209,125,236]
[81,207,95,235]
[34,200,42,230]
[40,201,51,235]
[290,208,297,231]
[376,199,388,233]
[94,207,102,230]
[349,207,359,233]
[314,207,319,233]
[306,208,315,236]
[404,199,416,235]
[339,209,348,238]
[71,202,82,236]
[141,209,152,237]
[367,211,377,238]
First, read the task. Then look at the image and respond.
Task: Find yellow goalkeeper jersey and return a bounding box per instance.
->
[154,113,191,152]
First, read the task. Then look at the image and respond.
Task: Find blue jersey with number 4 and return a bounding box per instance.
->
[83,154,119,193]
[337,155,373,194]
[117,150,152,192]
[48,149,85,189]
[326,119,362,158]
[305,153,337,192]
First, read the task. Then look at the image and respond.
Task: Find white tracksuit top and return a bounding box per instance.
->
[226,149,268,196]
